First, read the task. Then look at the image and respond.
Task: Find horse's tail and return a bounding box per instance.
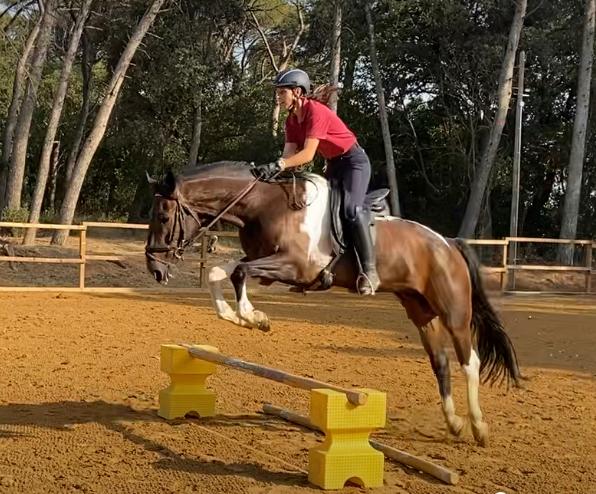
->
[453,238,522,387]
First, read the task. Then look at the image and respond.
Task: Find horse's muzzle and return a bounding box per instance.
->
[145,253,171,284]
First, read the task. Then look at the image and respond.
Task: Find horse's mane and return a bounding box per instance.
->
[178,161,253,182]
[177,160,322,185]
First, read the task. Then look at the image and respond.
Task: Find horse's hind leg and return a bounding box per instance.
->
[419,318,465,437]
[446,318,489,446]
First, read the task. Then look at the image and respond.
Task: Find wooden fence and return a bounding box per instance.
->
[0,221,593,293]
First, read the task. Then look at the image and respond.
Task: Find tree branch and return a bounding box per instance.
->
[2,0,36,32]
[281,1,305,66]
[249,9,278,72]
[0,1,22,21]
[402,100,440,194]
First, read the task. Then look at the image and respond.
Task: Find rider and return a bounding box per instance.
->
[254,68,380,295]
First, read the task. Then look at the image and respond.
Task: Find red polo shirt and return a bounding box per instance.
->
[285,99,357,160]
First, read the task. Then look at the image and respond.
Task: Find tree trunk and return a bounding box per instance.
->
[23,0,93,245]
[343,53,357,92]
[458,0,527,237]
[364,1,400,216]
[271,95,282,137]
[188,96,202,167]
[0,15,42,211]
[47,140,61,214]
[51,0,168,245]
[328,0,342,112]
[559,0,595,263]
[4,0,57,212]
[478,188,493,239]
[65,29,94,185]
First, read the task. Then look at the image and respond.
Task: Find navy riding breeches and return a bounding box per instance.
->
[326,143,372,222]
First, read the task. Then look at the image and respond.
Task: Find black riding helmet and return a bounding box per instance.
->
[273,68,311,95]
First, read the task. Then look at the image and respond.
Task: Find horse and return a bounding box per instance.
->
[145,161,521,446]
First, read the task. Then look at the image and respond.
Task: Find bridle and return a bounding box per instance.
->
[145,172,280,268]
[144,196,202,266]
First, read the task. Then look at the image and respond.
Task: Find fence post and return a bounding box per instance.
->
[501,241,509,292]
[586,243,593,293]
[79,227,87,289]
[199,235,208,288]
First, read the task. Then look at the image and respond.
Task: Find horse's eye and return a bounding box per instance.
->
[158,213,169,224]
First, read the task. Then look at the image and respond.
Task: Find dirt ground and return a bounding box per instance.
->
[0,285,595,494]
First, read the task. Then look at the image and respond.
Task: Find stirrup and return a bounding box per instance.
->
[356,272,378,296]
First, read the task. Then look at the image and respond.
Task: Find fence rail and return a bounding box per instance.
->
[0,221,593,293]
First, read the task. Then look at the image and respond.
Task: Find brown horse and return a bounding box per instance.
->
[145,161,521,446]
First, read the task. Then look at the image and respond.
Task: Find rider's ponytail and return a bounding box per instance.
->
[308,84,339,108]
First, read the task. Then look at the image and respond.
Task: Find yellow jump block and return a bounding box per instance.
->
[158,344,218,419]
[308,388,386,490]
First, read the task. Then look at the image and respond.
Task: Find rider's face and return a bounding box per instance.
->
[276,87,301,110]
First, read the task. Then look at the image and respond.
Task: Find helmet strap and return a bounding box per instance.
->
[288,88,303,114]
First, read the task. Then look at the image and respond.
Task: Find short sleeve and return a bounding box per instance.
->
[304,104,330,140]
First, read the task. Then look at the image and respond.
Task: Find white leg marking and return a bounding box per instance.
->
[442,394,465,436]
[207,261,248,327]
[236,278,254,316]
[462,349,488,445]
[234,271,270,332]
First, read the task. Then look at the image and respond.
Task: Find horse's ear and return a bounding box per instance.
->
[146,170,158,185]
[162,170,178,197]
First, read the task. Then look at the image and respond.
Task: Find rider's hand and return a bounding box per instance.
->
[254,159,284,179]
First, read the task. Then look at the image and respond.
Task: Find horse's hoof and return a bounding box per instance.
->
[257,320,271,332]
[448,415,465,437]
[237,310,271,332]
[472,421,489,447]
[252,310,271,332]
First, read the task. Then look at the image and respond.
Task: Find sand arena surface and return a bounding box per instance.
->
[0,290,594,493]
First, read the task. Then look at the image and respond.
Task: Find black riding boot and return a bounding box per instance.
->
[349,209,380,295]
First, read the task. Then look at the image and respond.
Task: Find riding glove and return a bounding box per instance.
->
[254,159,283,179]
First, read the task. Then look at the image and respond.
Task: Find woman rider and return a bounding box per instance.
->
[254,68,380,295]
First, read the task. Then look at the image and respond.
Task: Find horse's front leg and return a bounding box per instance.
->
[230,254,299,332]
[207,260,253,328]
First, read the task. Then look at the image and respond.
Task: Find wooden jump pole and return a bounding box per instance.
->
[262,403,460,486]
[178,343,368,406]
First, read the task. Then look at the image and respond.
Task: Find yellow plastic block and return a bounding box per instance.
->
[158,344,218,419]
[308,388,386,490]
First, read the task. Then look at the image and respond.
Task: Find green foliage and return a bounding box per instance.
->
[0,0,593,238]
[1,207,29,237]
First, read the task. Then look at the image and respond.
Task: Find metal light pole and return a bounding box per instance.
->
[509,50,526,288]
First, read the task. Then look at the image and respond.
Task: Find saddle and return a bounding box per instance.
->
[329,180,390,256]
